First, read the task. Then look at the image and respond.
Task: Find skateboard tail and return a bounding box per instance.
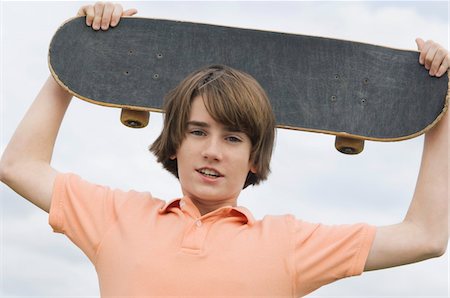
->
[279,70,450,143]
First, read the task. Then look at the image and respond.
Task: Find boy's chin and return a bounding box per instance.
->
[185,188,240,204]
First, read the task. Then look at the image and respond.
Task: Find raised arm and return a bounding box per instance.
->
[365,39,449,271]
[0,78,71,212]
[0,2,137,213]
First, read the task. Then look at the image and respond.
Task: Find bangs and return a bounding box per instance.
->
[196,71,259,143]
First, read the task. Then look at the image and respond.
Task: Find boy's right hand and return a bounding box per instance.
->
[77,2,138,31]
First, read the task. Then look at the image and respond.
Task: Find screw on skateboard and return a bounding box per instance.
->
[48,17,449,154]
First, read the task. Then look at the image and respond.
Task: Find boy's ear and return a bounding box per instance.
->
[250,165,257,174]
[170,155,177,160]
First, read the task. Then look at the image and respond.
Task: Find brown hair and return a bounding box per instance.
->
[149,65,276,188]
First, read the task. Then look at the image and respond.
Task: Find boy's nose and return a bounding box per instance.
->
[202,137,223,161]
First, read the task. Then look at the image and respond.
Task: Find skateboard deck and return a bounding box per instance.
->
[48,17,449,154]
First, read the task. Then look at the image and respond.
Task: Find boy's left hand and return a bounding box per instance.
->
[416,38,449,77]
[77,2,138,31]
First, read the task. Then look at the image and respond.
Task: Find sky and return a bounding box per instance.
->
[0,1,449,297]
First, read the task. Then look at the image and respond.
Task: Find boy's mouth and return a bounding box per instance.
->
[196,168,223,178]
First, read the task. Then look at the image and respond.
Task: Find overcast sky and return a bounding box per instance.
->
[1,1,449,297]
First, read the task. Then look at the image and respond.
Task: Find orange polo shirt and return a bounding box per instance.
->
[49,173,376,297]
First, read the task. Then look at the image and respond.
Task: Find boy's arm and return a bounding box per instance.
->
[0,78,71,212]
[364,39,449,271]
[0,2,137,213]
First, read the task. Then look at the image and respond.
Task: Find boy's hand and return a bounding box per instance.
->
[77,2,138,31]
[416,38,449,77]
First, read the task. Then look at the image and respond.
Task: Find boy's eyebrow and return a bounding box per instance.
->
[187,121,210,128]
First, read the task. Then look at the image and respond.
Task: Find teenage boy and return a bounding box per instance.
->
[1,2,448,297]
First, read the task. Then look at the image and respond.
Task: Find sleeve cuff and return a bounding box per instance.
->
[350,224,377,276]
[48,173,66,233]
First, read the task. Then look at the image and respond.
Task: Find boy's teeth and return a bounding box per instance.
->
[200,169,220,177]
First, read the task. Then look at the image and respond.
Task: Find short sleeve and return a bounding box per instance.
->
[49,173,136,262]
[291,217,376,296]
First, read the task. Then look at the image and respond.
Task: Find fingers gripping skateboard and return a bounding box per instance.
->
[120,109,150,128]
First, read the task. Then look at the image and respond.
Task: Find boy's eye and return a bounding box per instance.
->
[226,136,242,143]
[190,130,206,136]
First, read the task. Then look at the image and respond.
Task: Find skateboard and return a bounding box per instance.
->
[48,17,449,154]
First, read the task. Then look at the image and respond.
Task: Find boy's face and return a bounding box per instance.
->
[174,95,256,210]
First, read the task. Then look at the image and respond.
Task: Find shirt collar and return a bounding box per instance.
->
[159,196,255,225]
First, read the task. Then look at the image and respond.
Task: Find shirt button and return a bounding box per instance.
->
[195,220,202,227]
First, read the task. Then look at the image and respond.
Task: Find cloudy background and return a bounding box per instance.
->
[1,1,449,297]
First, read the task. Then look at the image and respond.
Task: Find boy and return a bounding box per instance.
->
[1,2,448,296]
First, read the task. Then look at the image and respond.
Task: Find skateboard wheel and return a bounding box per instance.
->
[120,109,149,128]
[335,137,364,155]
